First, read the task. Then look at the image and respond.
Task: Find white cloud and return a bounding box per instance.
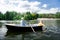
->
[0,0,59,14]
[30,1,41,7]
[59,10,60,12]
[42,4,47,8]
[38,8,59,14]
[0,0,41,13]
[49,8,58,13]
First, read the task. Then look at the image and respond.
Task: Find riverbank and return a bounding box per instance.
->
[0,18,60,22]
[37,18,60,20]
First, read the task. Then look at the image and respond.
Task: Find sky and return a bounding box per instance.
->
[0,0,60,14]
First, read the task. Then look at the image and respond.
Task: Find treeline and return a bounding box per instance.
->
[0,11,60,20]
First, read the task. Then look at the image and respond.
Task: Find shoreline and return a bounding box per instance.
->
[0,18,60,22]
[37,18,60,20]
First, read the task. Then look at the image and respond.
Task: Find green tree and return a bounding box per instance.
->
[4,11,17,20]
[55,12,60,18]
[31,13,38,19]
[0,12,3,20]
[13,13,22,20]
[24,12,32,20]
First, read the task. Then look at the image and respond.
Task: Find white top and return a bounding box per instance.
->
[20,20,27,26]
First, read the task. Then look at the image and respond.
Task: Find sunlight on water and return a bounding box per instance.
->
[0,26,7,39]
[43,20,58,32]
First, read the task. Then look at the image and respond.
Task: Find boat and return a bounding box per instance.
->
[5,24,43,32]
[5,17,45,32]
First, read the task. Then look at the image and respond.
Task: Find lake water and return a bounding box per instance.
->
[0,20,60,40]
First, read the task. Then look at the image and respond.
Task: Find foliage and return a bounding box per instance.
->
[55,12,60,18]
[4,11,17,20]
[13,13,22,20]
[24,12,32,20]
[0,11,60,20]
[24,12,38,20]
[0,12,3,20]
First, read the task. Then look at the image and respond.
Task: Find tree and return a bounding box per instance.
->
[24,12,32,20]
[4,11,17,20]
[13,13,22,20]
[31,13,38,19]
[55,12,60,18]
[0,12,3,20]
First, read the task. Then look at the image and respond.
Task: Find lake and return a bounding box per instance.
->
[0,20,60,40]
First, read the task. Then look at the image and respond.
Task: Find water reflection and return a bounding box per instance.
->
[56,20,60,27]
[0,22,3,27]
[0,26,7,40]
[5,30,44,40]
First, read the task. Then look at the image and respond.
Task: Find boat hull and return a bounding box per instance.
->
[6,25,43,32]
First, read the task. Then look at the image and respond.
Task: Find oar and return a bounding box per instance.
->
[30,24,36,33]
[31,26,36,33]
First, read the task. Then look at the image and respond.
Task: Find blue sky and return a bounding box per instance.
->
[39,0,60,8]
[29,0,60,9]
[0,0,60,14]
